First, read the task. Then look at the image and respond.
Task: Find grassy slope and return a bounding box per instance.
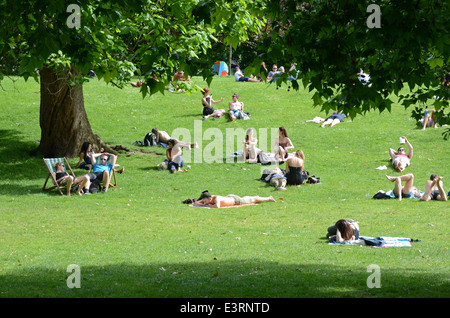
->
[0,76,448,298]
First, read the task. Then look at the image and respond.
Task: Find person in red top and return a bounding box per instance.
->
[164,139,198,173]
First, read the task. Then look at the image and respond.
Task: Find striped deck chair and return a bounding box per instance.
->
[91,154,118,188]
[42,157,76,195]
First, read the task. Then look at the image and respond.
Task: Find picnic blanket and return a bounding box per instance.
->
[329,236,414,248]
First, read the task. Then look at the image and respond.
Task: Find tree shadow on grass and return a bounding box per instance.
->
[0,259,448,298]
[0,129,45,182]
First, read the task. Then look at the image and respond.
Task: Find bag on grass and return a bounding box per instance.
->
[89,178,99,193]
[257,151,277,165]
[144,132,157,146]
[306,175,320,184]
[373,190,391,200]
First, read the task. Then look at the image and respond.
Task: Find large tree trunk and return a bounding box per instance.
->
[35,66,116,158]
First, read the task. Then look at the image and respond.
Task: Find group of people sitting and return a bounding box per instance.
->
[201,88,249,121]
[242,126,309,190]
[55,142,125,196]
[261,62,299,82]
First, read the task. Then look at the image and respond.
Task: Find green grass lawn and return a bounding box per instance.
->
[0,75,448,298]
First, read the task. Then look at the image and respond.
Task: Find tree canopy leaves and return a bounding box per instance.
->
[1,0,449,136]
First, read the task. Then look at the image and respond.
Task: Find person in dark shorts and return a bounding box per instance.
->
[320,111,346,128]
[88,153,117,193]
[385,173,421,201]
[421,174,447,201]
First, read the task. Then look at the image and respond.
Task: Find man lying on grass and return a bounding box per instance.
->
[192,191,275,208]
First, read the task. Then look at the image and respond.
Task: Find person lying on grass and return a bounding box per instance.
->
[261,167,287,190]
[151,128,171,148]
[421,174,448,202]
[192,190,275,208]
[54,162,91,196]
[320,110,346,128]
[385,173,422,201]
[327,219,360,242]
[389,136,413,172]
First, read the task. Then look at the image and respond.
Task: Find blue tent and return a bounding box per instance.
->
[212,61,229,76]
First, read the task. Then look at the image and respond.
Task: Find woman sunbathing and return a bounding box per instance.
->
[285,149,306,186]
[320,111,346,128]
[193,191,275,208]
[385,173,421,201]
[327,219,360,242]
[389,136,413,172]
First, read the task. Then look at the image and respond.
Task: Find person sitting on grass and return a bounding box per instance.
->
[54,162,91,196]
[261,63,279,82]
[389,136,413,172]
[170,71,191,91]
[243,128,262,163]
[421,174,448,202]
[193,191,275,208]
[421,109,440,131]
[163,139,198,173]
[228,93,244,121]
[285,149,306,186]
[89,153,117,193]
[385,173,422,201]
[273,126,294,163]
[320,111,346,128]
[327,219,360,242]
[201,88,226,120]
